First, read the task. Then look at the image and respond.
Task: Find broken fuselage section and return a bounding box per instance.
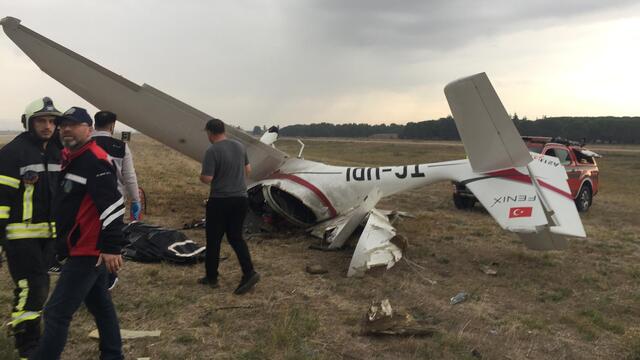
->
[247,156,475,276]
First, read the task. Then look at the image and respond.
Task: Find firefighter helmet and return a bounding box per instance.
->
[21,97,61,130]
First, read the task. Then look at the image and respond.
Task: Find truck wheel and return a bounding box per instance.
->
[453,193,474,210]
[575,185,592,212]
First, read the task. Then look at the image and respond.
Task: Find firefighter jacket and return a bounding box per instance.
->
[0,132,61,242]
[54,140,127,257]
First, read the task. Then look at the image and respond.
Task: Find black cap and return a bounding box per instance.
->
[55,107,93,126]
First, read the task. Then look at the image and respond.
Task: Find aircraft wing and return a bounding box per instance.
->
[0,17,287,181]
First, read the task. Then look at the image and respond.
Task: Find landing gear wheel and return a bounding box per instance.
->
[575,185,592,213]
[453,193,475,210]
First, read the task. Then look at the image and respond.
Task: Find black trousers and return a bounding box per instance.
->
[4,237,54,358]
[205,197,254,280]
[32,256,123,360]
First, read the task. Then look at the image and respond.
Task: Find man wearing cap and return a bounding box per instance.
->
[32,107,127,360]
[0,97,62,359]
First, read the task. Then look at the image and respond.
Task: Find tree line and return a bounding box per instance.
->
[276,116,640,143]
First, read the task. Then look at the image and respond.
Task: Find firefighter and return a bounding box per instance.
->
[0,97,62,359]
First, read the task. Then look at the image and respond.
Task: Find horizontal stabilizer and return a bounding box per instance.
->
[525,154,586,239]
[444,73,532,173]
[465,170,548,237]
[464,153,585,250]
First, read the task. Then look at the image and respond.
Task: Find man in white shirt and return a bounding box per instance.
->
[92,111,141,220]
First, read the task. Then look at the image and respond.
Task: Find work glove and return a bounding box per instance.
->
[130,201,142,221]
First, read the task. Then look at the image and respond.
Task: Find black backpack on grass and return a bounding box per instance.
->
[122,222,205,264]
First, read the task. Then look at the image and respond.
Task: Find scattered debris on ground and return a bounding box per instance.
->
[403,257,437,285]
[450,292,468,305]
[183,218,205,230]
[480,265,498,276]
[213,305,256,311]
[361,299,437,337]
[306,264,329,274]
[89,329,161,340]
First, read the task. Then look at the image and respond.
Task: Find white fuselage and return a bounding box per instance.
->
[256,157,475,223]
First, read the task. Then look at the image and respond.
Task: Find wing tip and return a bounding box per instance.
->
[1,16,21,30]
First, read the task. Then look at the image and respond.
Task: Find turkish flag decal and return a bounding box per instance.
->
[509,207,533,218]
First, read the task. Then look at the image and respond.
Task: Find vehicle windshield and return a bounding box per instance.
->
[574,149,595,165]
[544,148,572,166]
[527,145,543,153]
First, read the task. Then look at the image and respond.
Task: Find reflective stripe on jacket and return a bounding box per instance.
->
[0,132,61,240]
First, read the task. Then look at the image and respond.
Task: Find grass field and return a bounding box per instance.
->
[1,134,639,359]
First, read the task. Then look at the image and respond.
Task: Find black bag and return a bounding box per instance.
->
[122,222,205,264]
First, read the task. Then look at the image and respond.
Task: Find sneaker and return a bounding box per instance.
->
[197,277,219,288]
[234,272,260,295]
[107,273,119,291]
[47,265,62,275]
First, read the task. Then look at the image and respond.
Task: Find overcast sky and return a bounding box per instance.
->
[1,1,639,131]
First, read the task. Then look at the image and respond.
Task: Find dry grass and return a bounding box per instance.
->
[1,134,639,359]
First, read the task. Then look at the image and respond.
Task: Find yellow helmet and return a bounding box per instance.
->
[21,97,61,130]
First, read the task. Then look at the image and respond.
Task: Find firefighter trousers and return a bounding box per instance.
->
[3,237,54,358]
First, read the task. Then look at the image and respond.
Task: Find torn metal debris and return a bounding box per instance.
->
[348,209,403,277]
[450,292,468,305]
[89,329,161,340]
[362,299,437,337]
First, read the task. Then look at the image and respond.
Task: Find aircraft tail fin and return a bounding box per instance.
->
[444,73,585,249]
[444,72,532,173]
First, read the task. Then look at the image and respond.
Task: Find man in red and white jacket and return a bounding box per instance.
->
[32,107,127,360]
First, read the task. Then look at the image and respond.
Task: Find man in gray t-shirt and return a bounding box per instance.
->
[199,118,259,294]
[201,138,249,198]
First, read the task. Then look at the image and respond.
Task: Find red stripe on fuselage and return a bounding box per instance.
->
[486,169,573,200]
[267,173,338,218]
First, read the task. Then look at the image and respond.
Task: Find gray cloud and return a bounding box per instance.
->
[1,0,639,129]
[290,0,639,51]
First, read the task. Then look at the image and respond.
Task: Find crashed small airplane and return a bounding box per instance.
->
[1,17,586,276]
